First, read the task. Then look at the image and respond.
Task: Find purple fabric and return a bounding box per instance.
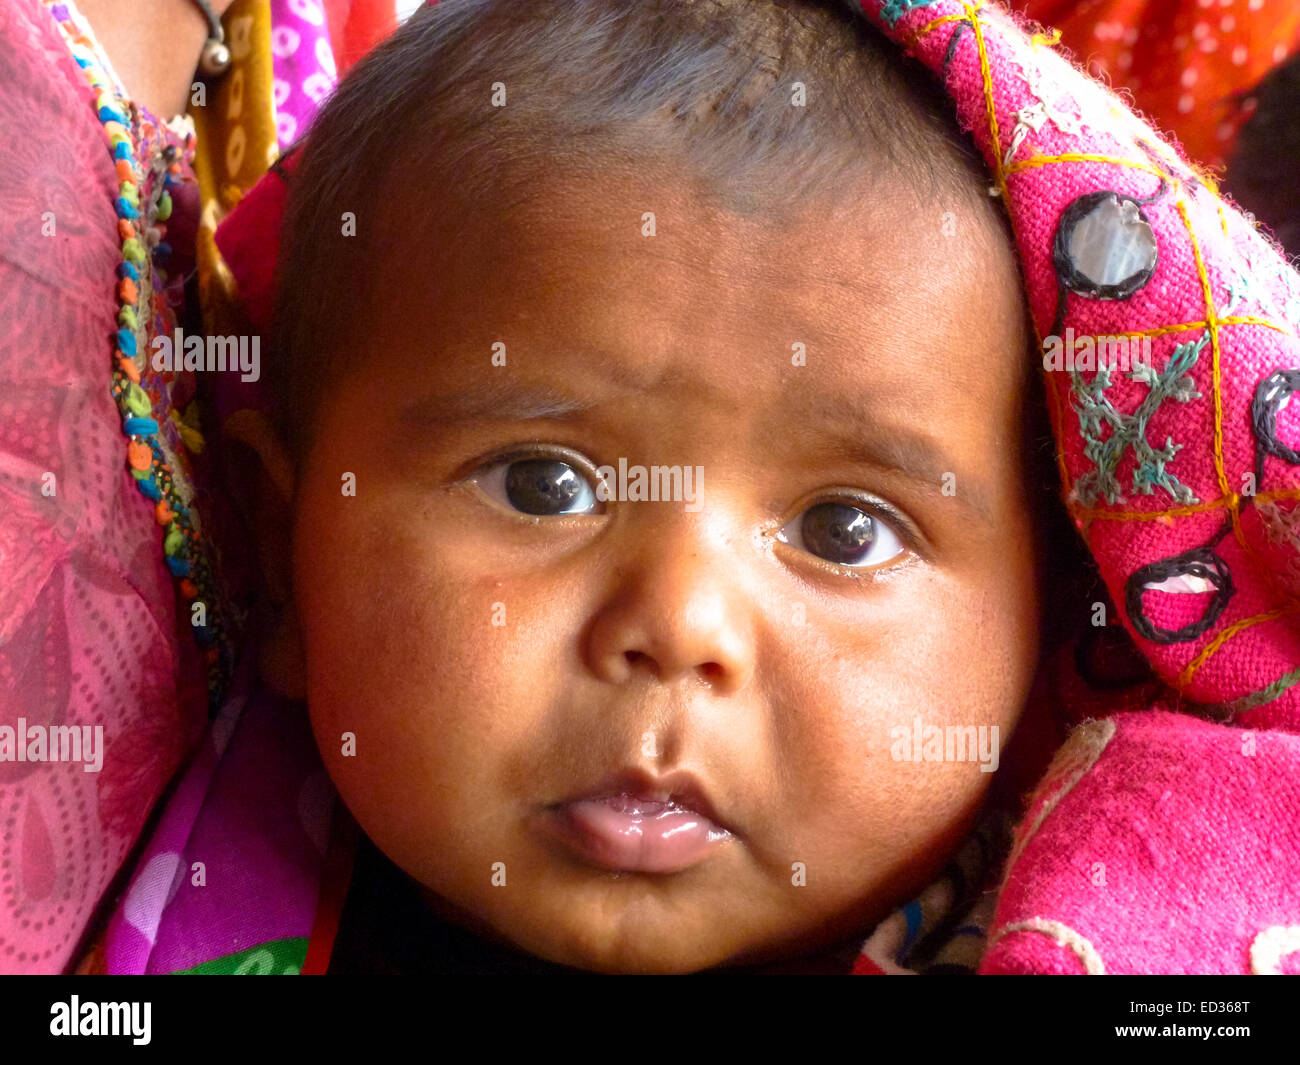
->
[104,646,335,974]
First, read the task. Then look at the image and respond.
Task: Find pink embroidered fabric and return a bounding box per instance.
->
[0,0,210,972]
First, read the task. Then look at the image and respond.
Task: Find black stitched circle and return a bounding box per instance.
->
[1125,547,1234,644]
[1053,191,1159,300]
[1251,369,1300,465]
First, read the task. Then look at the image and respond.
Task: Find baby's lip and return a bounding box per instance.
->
[553,767,734,834]
[534,767,738,874]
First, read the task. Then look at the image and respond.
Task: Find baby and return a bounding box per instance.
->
[221,0,1086,974]
[76,0,1300,979]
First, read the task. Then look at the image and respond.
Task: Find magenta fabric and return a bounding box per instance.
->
[269,0,338,150]
[984,709,1300,974]
[847,0,1300,973]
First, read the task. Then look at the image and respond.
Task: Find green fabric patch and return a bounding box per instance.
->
[171,937,309,975]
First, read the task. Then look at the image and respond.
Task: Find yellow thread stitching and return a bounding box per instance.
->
[908,4,983,45]
[1178,199,1267,568]
[1067,316,1287,342]
[1177,604,1300,688]
[1178,199,1234,503]
[967,3,1010,206]
[1006,153,1165,178]
[1070,498,1232,521]
[1068,487,1300,523]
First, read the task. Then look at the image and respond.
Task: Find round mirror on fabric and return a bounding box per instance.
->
[1053,191,1159,301]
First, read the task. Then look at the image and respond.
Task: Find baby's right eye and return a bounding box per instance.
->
[467,452,606,517]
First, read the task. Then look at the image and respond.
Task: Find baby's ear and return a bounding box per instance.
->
[221,409,307,699]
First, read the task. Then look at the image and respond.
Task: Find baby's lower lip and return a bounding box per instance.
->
[537,794,733,874]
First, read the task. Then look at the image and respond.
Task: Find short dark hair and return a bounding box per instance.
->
[271,0,998,454]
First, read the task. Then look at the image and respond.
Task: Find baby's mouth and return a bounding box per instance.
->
[533,771,735,875]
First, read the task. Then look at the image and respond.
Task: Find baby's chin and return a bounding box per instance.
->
[479,901,800,974]
[421,862,878,974]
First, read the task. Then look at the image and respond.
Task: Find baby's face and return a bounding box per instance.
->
[287,160,1042,972]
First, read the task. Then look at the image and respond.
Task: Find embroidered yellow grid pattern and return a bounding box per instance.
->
[1073,486,1300,524]
[909,2,1300,709]
[1006,153,1166,179]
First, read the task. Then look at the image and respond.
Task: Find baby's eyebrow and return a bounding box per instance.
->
[774,393,998,523]
[400,358,677,427]
[815,426,996,523]
[401,381,598,425]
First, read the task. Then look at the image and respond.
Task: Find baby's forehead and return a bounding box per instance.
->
[364,162,1033,493]
[272,0,1027,453]
[384,152,1016,301]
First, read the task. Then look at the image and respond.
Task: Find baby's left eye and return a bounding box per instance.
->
[776,501,907,569]
[468,455,603,516]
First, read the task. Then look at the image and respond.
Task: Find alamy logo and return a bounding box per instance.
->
[890,716,1000,773]
[594,459,704,511]
[151,328,260,382]
[1042,328,1152,373]
[50,997,151,1045]
[0,720,104,772]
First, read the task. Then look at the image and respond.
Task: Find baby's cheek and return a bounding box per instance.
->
[787,574,1032,876]
[291,479,573,877]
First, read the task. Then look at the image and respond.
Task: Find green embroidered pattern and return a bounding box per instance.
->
[1226,252,1300,331]
[1070,332,1207,507]
[1181,663,1300,721]
[879,0,944,29]
[171,937,309,975]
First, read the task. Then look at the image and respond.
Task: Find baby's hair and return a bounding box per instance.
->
[270,0,1001,454]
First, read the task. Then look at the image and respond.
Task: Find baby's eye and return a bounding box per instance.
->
[776,501,906,569]
[468,454,603,516]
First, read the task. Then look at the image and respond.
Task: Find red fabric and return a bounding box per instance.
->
[321,0,399,76]
[1011,0,1300,171]
[213,152,300,338]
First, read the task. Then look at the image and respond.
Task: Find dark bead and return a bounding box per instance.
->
[1125,547,1233,644]
[1251,369,1300,464]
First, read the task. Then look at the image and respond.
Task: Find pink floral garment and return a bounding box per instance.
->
[0,0,212,972]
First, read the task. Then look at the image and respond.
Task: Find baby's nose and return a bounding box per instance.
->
[582,525,757,695]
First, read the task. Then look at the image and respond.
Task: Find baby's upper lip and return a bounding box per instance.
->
[552,766,735,835]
